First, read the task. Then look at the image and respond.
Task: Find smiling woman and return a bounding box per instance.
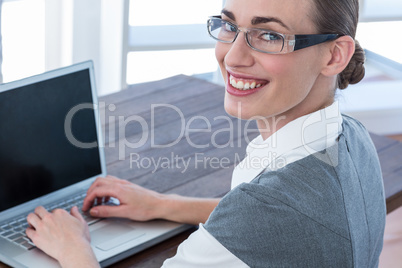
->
[26,0,386,267]
[215,0,353,127]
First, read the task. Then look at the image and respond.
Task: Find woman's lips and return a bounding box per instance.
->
[226,73,269,96]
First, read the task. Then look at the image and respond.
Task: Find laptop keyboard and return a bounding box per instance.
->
[0,192,102,250]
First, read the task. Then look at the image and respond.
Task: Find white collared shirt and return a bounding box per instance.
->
[162,102,343,267]
[232,101,342,189]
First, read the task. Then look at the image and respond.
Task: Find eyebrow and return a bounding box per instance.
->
[221,9,291,31]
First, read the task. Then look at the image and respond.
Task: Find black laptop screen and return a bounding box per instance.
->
[0,69,102,212]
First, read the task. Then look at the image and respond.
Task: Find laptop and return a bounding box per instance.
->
[0,61,190,268]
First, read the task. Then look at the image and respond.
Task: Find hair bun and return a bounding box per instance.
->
[338,40,365,90]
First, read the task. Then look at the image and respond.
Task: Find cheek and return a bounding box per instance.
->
[264,60,287,77]
[258,55,319,109]
[262,54,316,87]
[259,56,292,84]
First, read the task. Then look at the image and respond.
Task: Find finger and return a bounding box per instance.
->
[27,213,41,230]
[34,206,49,219]
[89,204,126,218]
[25,226,37,242]
[85,177,108,198]
[87,175,121,193]
[81,197,95,212]
[83,176,121,209]
[70,206,86,225]
[83,179,106,211]
[83,186,119,211]
[71,206,91,242]
[96,197,104,205]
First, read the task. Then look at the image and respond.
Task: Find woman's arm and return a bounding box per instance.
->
[82,176,220,225]
[157,194,220,225]
[25,176,220,267]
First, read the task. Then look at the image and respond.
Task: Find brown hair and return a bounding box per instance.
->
[311,0,365,89]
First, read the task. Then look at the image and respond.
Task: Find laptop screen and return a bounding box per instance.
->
[0,68,102,212]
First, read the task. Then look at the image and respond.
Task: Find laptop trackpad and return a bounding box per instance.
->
[91,221,146,251]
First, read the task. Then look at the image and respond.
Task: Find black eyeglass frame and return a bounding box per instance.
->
[207,16,341,54]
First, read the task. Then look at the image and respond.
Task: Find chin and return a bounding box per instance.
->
[224,100,255,120]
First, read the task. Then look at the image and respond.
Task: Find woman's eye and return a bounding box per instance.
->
[223,23,237,32]
[260,32,281,41]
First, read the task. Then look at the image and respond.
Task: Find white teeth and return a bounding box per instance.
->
[230,79,237,88]
[229,75,265,91]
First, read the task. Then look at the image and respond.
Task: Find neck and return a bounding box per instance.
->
[257,78,335,140]
[256,116,289,140]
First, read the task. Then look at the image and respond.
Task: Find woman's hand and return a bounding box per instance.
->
[82,175,164,221]
[82,175,220,225]
[26,206,99,268]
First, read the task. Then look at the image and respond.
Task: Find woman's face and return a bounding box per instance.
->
[217,0,333,123]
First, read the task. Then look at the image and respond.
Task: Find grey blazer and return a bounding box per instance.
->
[205,115,386,267]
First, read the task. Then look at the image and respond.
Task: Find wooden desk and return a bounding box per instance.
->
[1,75,401,268]
[370,134,402,213]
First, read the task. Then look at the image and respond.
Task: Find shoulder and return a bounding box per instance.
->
[208,155,349,230]
[338,114,382,184]
[204,158,353,267]
[341,114,373,143]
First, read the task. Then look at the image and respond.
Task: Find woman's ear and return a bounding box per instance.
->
[321,35,355,76]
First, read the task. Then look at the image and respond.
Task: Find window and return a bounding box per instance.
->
[360,0,402,22]
[124,0,224,85]
[1,0,400,95]
[357,21,402,64]
[129,0,222,26]
[357,0,402,64]
[126,49,217,84]
[1,0,45,83]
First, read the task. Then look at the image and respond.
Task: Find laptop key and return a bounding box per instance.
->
[1,231,13,237]
[14,237,26,245]
[8,233,22,241]
[13,227,24,233]
[20,241,35,250]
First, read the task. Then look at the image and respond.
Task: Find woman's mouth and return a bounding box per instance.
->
[230,75,263,90]
[226,73,269,96]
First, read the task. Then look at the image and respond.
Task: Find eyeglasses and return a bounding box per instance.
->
[207,16,340,54]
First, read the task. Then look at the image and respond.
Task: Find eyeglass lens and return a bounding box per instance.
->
[208,18,285,53]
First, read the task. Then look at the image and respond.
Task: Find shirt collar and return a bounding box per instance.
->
[231,101,343,189]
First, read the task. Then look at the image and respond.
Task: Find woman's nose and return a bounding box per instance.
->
[223,32,255,68]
